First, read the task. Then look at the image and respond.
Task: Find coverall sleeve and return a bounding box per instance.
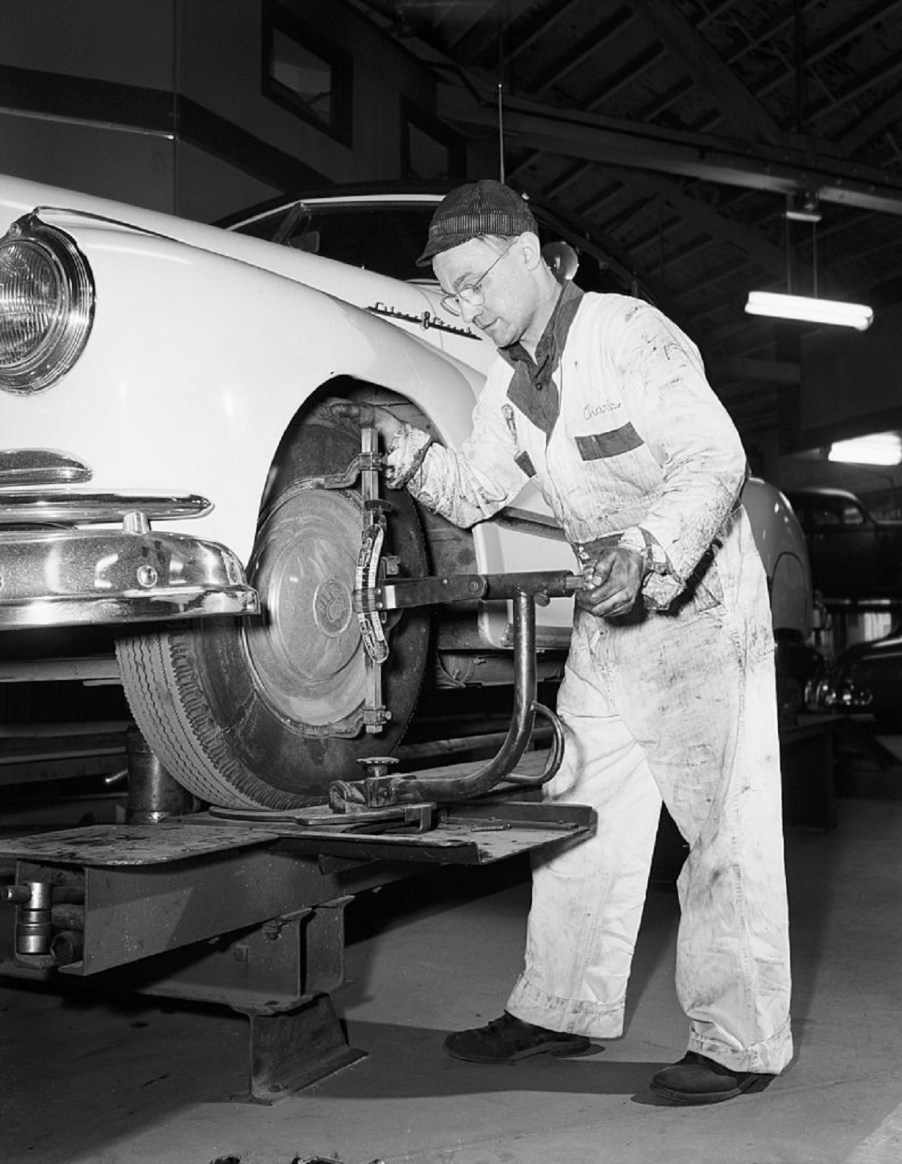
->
[610,301,747,584]
[385,368,529,529]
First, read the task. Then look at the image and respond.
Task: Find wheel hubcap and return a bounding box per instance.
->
[244,488,366,729]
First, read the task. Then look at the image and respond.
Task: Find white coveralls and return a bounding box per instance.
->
[387,288,793,1074]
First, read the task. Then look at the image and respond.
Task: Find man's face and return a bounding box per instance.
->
[433,236,533,348]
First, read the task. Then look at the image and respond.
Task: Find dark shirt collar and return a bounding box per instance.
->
[500,280,584,437]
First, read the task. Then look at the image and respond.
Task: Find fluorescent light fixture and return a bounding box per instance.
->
[784,208,822,223]
[745,290,874,331]
[827,432,902,466]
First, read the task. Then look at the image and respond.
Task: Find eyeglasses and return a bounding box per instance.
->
[440,239,518,316]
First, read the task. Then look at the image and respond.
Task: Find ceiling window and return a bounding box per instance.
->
[263,3,352,144]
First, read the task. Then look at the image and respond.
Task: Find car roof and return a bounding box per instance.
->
[215,180,652,300]
[785,486,862,501]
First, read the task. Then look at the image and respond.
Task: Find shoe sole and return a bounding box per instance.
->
[446,1038,593,1064]
[650,1073,773,1106]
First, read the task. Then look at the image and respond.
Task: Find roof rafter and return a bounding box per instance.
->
[438,83,902,215]
[627,0,782,144]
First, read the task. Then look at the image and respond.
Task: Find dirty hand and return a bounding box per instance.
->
[327,399,404,444]
[576,547,645,619]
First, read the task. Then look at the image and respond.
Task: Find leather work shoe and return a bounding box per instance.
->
[650,1051,774,1105]
[444,1012,592,1063]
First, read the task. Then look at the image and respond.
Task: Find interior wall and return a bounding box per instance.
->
[0,110,177,212]
[0,1,177,208]
[0,0,449,221]
[798,303,902,446]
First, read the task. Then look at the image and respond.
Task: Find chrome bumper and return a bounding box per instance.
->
[0,487,259,630]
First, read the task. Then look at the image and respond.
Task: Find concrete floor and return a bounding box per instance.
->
[3,791,902,1164]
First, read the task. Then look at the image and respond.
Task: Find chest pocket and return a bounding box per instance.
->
[575,422,643,460]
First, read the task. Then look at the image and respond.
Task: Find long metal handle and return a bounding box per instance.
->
[329,588,567,810]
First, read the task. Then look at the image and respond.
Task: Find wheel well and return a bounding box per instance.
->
[261,376,478,578]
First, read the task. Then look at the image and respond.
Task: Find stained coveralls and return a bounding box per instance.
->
[386,285,793,1074]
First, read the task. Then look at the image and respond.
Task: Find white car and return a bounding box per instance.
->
[0,176,813,808]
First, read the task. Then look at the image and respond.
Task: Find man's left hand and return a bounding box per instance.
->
[576,548,645,619]
[326,399,404,444]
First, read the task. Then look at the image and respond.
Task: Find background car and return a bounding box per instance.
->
[785,486,902,600]
[741,478,825,718]
[0,175,819,810]
[811,626,902,732]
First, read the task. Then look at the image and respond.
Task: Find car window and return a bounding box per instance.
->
[811,501,841,527]
[230,200,629,293]
[810,497,866,527]
[840,502,866,525]
[233,204,436,281]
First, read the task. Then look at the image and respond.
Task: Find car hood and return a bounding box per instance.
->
[0,173,494,380]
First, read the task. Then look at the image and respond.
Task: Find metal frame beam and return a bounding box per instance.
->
[437,84,902,216]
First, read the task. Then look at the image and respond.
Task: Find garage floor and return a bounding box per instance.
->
[3,782,902,1164]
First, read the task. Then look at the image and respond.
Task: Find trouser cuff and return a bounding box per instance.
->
[687,1021,794,1074]
[506,977,626,1039]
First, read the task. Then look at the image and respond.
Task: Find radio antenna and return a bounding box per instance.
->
[497,82,506,183]
[496,4,507,183]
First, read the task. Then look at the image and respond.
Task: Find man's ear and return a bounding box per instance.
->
[519,231,545,270]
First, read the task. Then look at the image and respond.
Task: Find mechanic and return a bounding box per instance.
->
[332,178,792,1105]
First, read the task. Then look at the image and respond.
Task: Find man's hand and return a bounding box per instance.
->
[327,399,404,444]
[576,547,646,619]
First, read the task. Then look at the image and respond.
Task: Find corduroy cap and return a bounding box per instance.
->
[416,179,537,267]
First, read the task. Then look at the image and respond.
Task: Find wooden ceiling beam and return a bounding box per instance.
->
[840,80,902,154]
[594,166,788,275]
[628,0,782,145]
[438,83,902,215]
[499,0,600,69]
[429,0,496,45]
[526,8,636,95]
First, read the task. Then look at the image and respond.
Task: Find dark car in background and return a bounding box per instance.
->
[785,487,902,600]
[812,626,902,732]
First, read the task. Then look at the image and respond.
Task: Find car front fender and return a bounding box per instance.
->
[4,221,489,565]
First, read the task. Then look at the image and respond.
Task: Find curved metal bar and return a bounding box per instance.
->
[330,588,550,809]
[502,702,565,788]
[406,586,537,798]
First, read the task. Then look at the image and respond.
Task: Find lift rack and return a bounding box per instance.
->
[0,421,595,1101]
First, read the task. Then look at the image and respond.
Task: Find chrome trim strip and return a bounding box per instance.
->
[0,588,258,629]
[0,449,92,486]
[0,490,211,524]
[0,658,120,683]
[366,302,479,338]
[0,527,258,629]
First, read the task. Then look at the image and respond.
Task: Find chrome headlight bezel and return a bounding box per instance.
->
[0,212,95,395]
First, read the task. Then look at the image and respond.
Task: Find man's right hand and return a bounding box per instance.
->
[327,399,404,444]
[576,546,645,619]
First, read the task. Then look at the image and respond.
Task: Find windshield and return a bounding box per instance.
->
[232,202,437,282]
[230,199,631,295]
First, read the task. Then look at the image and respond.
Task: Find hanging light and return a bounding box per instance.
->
[745,290,873,330]
[745,193,874,331]
[827,432,902,465]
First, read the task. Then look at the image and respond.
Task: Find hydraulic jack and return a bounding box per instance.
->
[331,567,582,812]
[0,422,595,1102]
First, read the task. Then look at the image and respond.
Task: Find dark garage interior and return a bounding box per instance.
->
[4,2,902,1162]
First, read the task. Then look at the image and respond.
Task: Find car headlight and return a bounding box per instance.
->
[0,212,95,394]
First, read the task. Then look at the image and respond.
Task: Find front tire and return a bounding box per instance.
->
[116,405,431,809]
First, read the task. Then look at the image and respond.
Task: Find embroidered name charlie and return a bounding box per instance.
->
[583,401,622,420]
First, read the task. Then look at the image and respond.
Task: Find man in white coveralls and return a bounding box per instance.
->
[334,178,792,1105]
